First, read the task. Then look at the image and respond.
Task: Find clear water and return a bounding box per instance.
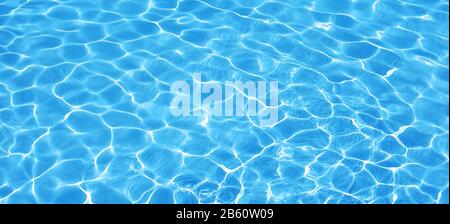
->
[0,0,448,204]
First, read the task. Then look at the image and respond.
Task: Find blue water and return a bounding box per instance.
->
[0,0,448,204]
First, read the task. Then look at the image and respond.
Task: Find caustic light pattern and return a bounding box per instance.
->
[0,0,448,204]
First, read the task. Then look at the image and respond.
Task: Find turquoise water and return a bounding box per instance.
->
[0,0,448,204]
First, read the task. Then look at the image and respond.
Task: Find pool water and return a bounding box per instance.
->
[0,0,448,204]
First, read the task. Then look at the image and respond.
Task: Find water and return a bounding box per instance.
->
[0,0,448,204]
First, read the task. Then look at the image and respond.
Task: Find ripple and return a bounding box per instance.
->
[0,0,448,204]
